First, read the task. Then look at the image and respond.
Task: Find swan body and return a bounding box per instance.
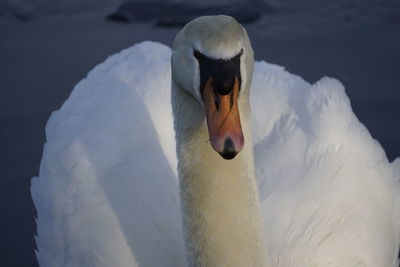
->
[32,16,400,267]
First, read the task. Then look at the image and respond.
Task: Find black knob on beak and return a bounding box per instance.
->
[214,72,235,95]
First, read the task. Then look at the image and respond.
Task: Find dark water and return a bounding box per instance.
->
[0,2,399,266]
[107,0,273,26]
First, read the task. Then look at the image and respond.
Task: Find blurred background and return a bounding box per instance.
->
[0,0,399,266]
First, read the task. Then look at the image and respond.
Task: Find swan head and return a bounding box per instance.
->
[172,15,254,160]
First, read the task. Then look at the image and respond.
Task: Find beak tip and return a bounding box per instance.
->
[219,151,238,160]
[217,138,241,160]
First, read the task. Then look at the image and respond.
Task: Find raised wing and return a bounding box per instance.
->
[31,42,186,267]
[251,61,400,266]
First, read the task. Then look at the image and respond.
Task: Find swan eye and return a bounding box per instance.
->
[194,50,205,61]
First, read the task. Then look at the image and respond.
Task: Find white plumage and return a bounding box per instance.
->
[32,39,400,266]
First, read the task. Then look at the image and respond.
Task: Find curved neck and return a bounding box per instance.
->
[172,81,268,267]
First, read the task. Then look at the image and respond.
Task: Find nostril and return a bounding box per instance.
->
[220,138,237,160]
[214,94,220,111]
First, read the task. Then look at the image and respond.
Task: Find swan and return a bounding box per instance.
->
[31,15,400,267]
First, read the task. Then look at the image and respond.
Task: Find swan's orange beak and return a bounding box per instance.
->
[203,76,244,160]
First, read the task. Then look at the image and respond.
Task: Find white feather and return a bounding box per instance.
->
[32,41,400,267]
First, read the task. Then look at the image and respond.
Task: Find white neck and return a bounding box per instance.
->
[172,81,268,267]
